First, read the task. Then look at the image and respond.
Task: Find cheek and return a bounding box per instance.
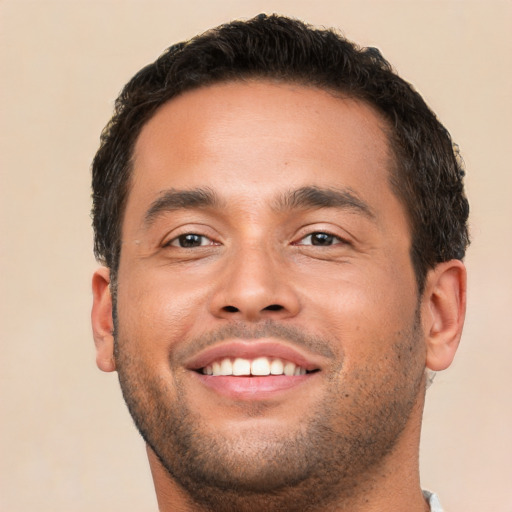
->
[298,263,418,360]
[115,266,211,364]
[303,262,415,318]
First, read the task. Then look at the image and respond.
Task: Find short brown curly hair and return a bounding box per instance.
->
[92,13,469,293]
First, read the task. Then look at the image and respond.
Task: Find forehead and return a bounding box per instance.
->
[128,80,401,225]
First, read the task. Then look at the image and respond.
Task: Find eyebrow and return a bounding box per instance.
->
[143,184,374,228]
[274,186,375,219]
[143,187,222,226]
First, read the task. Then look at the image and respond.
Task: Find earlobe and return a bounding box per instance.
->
[422,260,467,371]
[91,267,116,372]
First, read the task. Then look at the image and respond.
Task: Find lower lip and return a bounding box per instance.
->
[193,373,314,400]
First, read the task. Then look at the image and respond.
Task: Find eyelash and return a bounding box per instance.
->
[165,230,347,249]
[294,231,347,247]
[165,233,218,248]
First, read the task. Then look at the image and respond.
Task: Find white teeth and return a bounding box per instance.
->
[232,358,251,376]
[220,359,233,375]
[283,361,296,376]
[203,357,309,376]
[251,357,271,376]
[270,359,284,375]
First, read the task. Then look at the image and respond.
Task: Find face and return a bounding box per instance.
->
[112,81,427,507]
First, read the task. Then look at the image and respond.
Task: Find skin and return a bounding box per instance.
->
[92,81,466,511]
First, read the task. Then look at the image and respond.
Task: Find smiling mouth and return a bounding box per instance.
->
[199,356,319,377]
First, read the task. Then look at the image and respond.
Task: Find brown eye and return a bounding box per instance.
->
[170,234,210,248]
[299,232,343,246]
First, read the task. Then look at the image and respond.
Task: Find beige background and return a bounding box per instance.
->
[1,1,511,510]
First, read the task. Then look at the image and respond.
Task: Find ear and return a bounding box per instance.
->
[421,260,467,371]
[91,267,116,372]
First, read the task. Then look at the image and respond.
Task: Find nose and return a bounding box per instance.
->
[209,244,301,322]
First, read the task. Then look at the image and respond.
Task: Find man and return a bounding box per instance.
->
[91,14,468,512]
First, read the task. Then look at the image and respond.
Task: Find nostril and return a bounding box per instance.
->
[223,306,239,313]
[264,304,284,311]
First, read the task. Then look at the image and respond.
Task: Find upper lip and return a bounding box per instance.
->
[185,339,325,373]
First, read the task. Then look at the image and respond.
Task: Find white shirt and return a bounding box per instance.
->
[423,490,444,512]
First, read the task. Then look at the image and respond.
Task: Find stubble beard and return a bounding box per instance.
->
[113,312,425,512]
